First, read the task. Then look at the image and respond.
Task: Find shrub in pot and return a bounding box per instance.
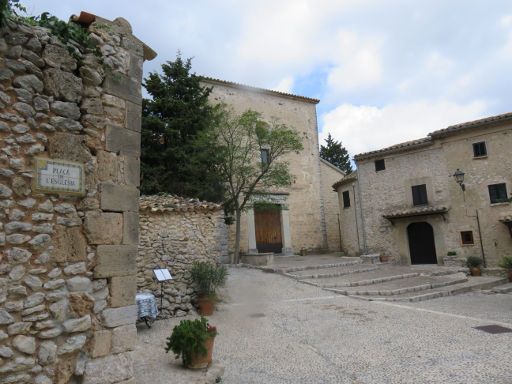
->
[466,256,483,276]
[165,317,217,369]
[498,256,512,282]
[190,261,227,315]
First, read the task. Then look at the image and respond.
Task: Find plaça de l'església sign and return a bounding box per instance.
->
[34,157,85,196]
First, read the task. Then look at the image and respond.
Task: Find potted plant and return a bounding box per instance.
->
[190,261,227,315]
[498,256,512,282]
[466,256,483,276]
[165,317,217,369]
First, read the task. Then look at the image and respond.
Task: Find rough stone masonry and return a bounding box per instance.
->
[0,13,155,384]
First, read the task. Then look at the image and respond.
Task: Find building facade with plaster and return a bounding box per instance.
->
[335,113,512,267]
[202,78,344,257]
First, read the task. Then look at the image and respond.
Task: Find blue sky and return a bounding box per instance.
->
[21,0,512,157]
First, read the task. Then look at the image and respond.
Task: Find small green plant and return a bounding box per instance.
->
[447,251,457,256]
[498,256,512,270]
[190,261,227,298]
[165,317,217,367]
[466,256,483,268]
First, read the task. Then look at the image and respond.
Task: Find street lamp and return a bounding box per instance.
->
[453,169,465,191]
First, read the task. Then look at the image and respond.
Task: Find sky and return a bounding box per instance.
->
[21,0,512,158]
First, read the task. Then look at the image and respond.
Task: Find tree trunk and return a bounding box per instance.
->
[233,208,242,264]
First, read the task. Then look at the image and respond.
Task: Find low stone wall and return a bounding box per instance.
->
[137,195,227,318]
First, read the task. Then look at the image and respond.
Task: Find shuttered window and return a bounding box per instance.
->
[375,159,385,172]
[472,142,487,157]
[412,184,428,206]
[488,183,508,204]
[342,191,350,208]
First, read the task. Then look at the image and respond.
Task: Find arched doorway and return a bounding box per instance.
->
[407,222,437,264]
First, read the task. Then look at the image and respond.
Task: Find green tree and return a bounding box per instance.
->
[201,108,303,263]
[141,54,224,201]
[320,133,352,174]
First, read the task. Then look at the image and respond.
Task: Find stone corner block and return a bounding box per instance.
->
[123,211,139,245]
[111,324,137,354]
[105,124,141,156]
[83,351,134,384]
[101,306,137,328]
[110,275,136,308]
[84,211,123,245]
[100,183,139,212]
[90,330,112,358]
[103,72,141,105]
[94,245,137,278]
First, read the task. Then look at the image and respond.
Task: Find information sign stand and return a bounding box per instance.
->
[153,268,173,309]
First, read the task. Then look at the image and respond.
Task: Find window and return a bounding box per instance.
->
[375,159,385,172]
[260,149,270,165]
[342,191,350,208]
[473,142,487,157]
[488,183,508,204]
[412,184,428,206]
[460,231,474,245]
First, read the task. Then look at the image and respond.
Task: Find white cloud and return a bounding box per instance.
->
[272,76,295,93]
[320,100,487,156]
[326,30,383,91]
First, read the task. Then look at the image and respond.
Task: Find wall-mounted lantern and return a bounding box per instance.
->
[452,169,465,191]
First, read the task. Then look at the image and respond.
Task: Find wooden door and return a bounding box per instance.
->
[255,205,283,253]
[407,222,437,264]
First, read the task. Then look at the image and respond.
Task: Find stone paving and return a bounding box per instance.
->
[134,265,512,384]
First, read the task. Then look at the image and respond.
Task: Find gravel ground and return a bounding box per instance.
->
[135,267,512,384]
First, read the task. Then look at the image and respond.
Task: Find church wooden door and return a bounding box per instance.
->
[255,205,283,253]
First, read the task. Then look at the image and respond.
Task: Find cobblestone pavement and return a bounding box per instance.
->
[135,267,512,384]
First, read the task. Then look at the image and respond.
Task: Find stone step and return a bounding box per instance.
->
[491,282,512,294]
[330,272,423,288]
[346,276,508,302]
[289,264,378,280]
[275,258,362,273]
[325,273,468,296]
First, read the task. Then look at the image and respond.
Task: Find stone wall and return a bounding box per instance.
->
[0,14,154,384]
[137,195,227,318]
[319,159,344,252]
[202,79,328,255]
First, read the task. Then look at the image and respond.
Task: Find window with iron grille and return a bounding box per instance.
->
[342,190,350,208]
[375,159,385,172]
[412,184,428,206]
[488,183,508,204]
[472,142,487,157]
[460,231,474,245]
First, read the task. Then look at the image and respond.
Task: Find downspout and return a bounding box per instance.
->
[356,172,368,253]
[475,209,487,268]
[352,184,361,253]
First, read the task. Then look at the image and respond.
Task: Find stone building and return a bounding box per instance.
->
[137,195,227,318]
[335,113,512,267]
[202,78,344,256]
[0,13,155,384]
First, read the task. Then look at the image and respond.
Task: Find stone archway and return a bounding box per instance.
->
[407,222,437,264]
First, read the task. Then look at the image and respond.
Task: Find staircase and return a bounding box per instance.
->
[272,256,508,302]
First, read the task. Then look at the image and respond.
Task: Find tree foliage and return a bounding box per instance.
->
[141,55,225,202]
[320,133,352,174]
[200,108,303,263]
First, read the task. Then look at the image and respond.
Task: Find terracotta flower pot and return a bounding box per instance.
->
[470,267,481,276]
[197,296,215,316]
[187,335,215,369]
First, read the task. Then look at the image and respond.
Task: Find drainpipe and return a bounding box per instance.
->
[356,175,368,253]
[475,209,487,268]
[352,184,361,253]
